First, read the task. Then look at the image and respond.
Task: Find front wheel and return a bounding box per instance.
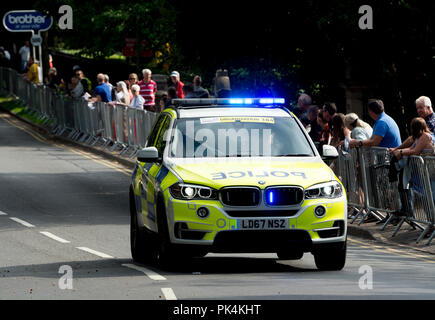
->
[130,195,157,263]
[156,202,179,269]
[313,242,346,271]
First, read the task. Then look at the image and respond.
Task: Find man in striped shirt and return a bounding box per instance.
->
[138,69,157,111]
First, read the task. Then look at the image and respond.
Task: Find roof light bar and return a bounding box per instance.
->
[172,98,285,107]
[229,98,243,104]
[259,98,274,104]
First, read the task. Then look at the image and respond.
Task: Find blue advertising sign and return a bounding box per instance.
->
[3,10,53,32]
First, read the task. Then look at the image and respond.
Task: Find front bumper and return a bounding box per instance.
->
[165,191,347,253]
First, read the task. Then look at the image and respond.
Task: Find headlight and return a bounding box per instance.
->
[169,183,218,200]
[304,181,343,199]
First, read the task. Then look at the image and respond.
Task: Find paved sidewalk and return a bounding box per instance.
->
[2,102,434,258]
[347,219,435,255]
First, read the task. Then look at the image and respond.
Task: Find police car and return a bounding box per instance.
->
[129,98,347,270]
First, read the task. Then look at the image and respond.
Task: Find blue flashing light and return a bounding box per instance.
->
[268,190,274,204]
[229,98,244,104]
[259,98,274,104]
[244,98,253,104]
[274,98,285,104]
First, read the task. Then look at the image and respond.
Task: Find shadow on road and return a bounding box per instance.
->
[0,255,318,280]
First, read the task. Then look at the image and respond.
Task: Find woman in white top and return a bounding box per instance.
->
[344,113,373,141]
[129,84,144,110]
[115,81,130,105]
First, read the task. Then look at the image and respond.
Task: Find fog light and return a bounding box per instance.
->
[314,205,326,218]
[197,207,209,219]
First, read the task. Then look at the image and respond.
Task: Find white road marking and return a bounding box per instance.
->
[40,231,70,243]
[9,217,35,228]
[0,211,7,215]
[161,288,177,300]
[122,263,167,281]
[76,247,114,259]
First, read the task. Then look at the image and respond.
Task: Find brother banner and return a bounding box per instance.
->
[3,10,53,32]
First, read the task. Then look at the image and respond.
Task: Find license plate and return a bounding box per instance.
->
[238,219,289,230]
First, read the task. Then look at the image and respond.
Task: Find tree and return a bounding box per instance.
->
[35,0,177,63]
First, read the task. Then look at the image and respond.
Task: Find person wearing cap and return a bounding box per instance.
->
[344,113,373,141]
[138,69,157,111]
[170,71,184,99]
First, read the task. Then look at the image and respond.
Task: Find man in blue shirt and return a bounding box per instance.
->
[349,99,402,225]
[93,73,112,103]
[349,99,402,149]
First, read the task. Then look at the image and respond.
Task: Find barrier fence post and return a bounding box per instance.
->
[407,156,435,243]
[423,156,435,245]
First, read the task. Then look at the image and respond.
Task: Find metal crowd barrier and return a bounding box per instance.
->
[0,66,159,160]
[337,144,435,245]
[337,147,366,221]
[423,156,435,243]
[404,156,435,243]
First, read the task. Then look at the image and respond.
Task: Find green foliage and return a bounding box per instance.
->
[35,0,177,62]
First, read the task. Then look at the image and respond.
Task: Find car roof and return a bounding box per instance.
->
[178,107,292,118]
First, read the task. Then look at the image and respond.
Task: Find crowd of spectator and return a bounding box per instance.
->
[5,41,435,158]
[291,92,435,227]
[3,41,214,114]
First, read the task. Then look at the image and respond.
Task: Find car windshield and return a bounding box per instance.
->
[169,114,315,158]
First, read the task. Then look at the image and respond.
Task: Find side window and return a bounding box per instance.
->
[154,116,171,156]
[146,115,167,147]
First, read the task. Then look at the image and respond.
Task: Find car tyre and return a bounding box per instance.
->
[130,193,157,264]
[314,242,346,271]
[156,201,179,270]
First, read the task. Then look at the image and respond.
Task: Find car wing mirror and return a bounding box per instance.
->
[137,146,160,163]
[322,144,339,160]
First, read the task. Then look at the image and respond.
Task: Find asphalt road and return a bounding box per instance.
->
[0,111,434,300]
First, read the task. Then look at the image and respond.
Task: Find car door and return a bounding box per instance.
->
[137,113,172,232]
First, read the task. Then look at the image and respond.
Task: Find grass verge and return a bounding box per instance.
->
[0,95,51,127]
